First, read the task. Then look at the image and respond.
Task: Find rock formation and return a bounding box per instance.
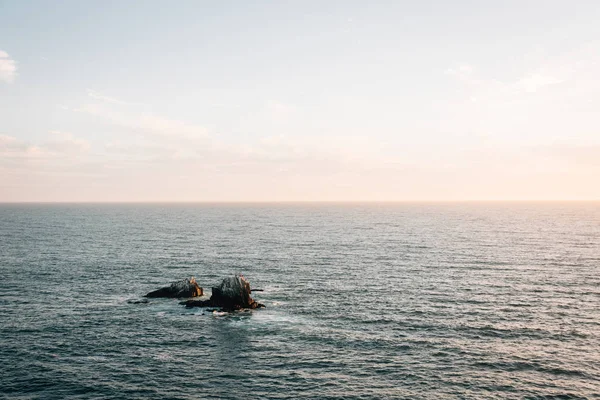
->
[145,277,203,298]
[181,275,264,311]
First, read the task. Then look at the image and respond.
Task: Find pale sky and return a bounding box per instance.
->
[1,0,599,201]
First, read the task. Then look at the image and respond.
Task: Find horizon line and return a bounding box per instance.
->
[1,200,599,205]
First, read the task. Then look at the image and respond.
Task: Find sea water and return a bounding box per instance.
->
[1,203,599,399]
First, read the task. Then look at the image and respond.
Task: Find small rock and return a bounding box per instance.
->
[145,277,203,298]
[127,299,149,304]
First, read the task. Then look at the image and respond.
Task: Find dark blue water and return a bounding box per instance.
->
[1,203,599,399]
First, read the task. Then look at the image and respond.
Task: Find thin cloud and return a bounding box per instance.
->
[447,44,599,100]
[0,134,39,158]
[75,103,208,140]
[0,132,90,164]
[266,101,298,122]
[517,74,563,93]
[540,144,600,167]
[444,64,475,81]
[0,50,17,83]
[46,131,91,153]
[87,89,145,106]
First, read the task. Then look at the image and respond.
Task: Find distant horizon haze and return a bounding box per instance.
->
[1,199,599,204]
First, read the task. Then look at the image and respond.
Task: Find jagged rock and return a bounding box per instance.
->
[145,277,203,298]
[181,275,264,311]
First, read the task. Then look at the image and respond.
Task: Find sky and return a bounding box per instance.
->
[0,0,599,202]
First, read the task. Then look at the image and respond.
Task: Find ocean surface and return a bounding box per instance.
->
[1,203,599,399]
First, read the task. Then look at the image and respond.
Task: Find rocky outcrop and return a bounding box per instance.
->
[145,277,203,298]
[181,275,264,311]
[211,275,263,309]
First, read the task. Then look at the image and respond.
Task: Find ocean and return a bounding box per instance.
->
[1,203,599,399]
